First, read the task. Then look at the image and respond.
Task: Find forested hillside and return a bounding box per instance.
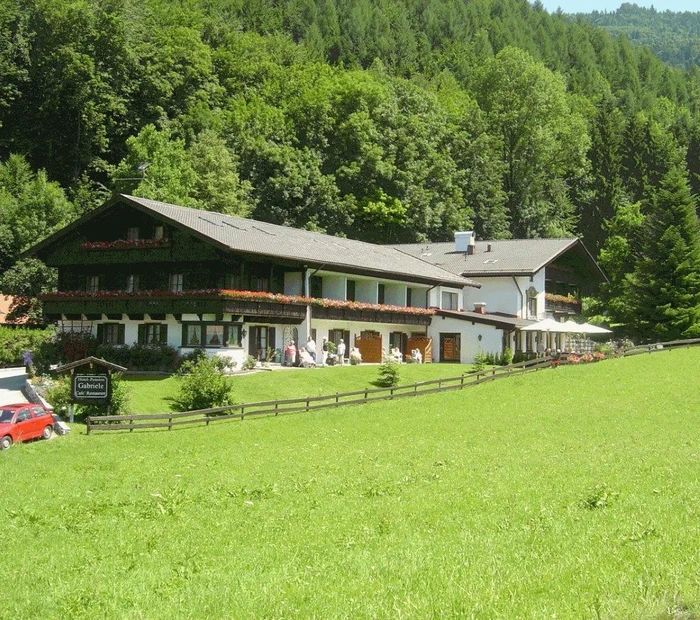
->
[579,3,700,69]
[2,0,700,338]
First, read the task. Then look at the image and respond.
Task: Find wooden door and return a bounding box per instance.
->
[439,333,461,362]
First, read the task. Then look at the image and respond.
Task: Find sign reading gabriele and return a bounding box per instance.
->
[73,374,109,400]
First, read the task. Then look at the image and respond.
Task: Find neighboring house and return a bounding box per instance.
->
[24,195,480,365]
[0,295,26,326]
[394,232,607,362]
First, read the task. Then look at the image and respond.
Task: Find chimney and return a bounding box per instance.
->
[486,243,492,253]
[467,236,476,255]
[454,231,474,253]
[473,302,486,315]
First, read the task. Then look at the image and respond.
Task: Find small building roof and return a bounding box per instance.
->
[436,309,534,330]
[53,357,127,374]
[393,238,607,281]
[26,195,480,289]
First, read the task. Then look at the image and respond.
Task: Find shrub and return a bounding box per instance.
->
[42,373,132,418]
[471,351,487,373]
[502,347,514,366]
[0,326,54,368]
[377,357,400,387]
[173,356,234,411]
[242,355,257,371]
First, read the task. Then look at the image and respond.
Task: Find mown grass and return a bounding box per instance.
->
[3,349,700,618]
[124,363,471,414]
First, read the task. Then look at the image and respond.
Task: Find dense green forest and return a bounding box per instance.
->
[2,0,700,339]
[578,3,700,69]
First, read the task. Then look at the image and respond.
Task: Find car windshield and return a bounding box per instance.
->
[0,409,15,423]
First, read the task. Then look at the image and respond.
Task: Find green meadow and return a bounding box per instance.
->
[3,350,700,619]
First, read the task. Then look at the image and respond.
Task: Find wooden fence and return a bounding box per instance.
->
[85,337,700,435]
[86,357,553,434]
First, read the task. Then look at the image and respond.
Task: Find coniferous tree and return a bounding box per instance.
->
[623,166,700,340]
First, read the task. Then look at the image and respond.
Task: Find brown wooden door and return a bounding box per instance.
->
[439,333,461,362]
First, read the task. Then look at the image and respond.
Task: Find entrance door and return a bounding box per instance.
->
[249,326,276,360]
[439,333,461,362]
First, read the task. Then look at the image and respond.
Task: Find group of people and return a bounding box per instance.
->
[387,347,423,364]
[284,336,362,367]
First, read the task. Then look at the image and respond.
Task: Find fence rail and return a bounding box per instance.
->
[86,337,700,435]
[86,357,553,434]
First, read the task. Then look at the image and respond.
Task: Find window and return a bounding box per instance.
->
[87,275,99,292]
[32,406,48,418]
[169,273,183,293]
[310,276,323,298]
[441,291,459,310]
[139,323,167,345]
[154,225,164,240]
[99,323,125,345]
[127,227,139,241]
[126,274,139,293]
[347,279,356,302]
[182,324,241,348]
[224,273,241,290]
[205,325,224,346]
[184,324,201,346]
[378,283,385,304]
[254,276,269,292]
[526,287,538,319]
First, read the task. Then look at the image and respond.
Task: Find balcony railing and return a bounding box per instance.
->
[544,293,581,315]
[41,289,434,325]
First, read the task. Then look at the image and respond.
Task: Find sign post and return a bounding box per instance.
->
[54,357,127,425]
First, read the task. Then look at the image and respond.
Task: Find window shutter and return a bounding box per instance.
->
[96,323,104,344]
[181,324,188,347]
[137,324,145,345]
[118,324,126,345]
[160,324,168,344]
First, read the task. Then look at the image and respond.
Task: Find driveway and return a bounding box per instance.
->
[0,367,29,406]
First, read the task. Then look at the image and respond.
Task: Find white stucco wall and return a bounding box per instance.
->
[407,286,428,308]
[323,275,346,300]
[384,283,406,306]
[311,318,427,357]
[463,270,546,318]
[284,271,303,296]
[427,316,503,364]
[356,280,378,303]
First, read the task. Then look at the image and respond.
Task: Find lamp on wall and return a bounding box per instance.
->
[241,328,247,339]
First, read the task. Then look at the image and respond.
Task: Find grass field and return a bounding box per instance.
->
[124,363,473,414]
[3,350,700,618]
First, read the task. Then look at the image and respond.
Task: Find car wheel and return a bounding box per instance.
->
[42,425,53,440]
[0,435,12,450]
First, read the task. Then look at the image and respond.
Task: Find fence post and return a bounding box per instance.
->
[86,417,91,436]
[168,416,172,431]
[275,403,279,416]
[336,392,339,403]
[130,417,134,432]
[364,389,368,400]
[460,374,464,388]
[306,398,310,412]
[241,405,245,420]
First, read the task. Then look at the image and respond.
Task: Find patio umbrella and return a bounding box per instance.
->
[520,317,562,331]
[560,319,584,333]
[577,322,612,334]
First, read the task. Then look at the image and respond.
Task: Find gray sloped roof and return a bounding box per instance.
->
[392,238,606,281]
[27,194,479,288]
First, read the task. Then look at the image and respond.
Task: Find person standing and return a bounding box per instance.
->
[285,340,296,366]
[306,335,317,362]
[320,337,328,366]
[337,338,346,365]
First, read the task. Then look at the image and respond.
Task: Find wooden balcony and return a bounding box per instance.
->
[545,295,581,315]
[311,305,432,326]
[41,291,307,323]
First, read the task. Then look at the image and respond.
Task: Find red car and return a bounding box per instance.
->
[0,403,54,450]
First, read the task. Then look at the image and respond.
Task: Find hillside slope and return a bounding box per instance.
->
[3,349,700,617]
